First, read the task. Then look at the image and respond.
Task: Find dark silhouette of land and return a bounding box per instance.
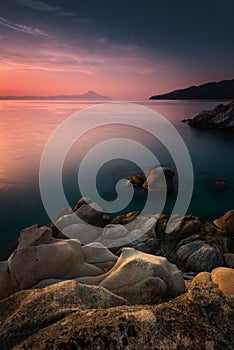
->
[149,79,234,100]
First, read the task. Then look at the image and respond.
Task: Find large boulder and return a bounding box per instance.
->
[0,280,128,349]
[10,280,234,350]
[190,267,234,299]
[211,267,234,298]
[214,210,234,234]
[8,239,103,290]
[75,203,110,227]
[82,242,118,272]
[176,239,224,272]
[17,225,54,249]
[76,248,185,304]
[62,223,99,244]
[0,261,18,300]
[143,165,175,193]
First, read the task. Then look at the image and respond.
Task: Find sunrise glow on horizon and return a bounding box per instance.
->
[0,1,233,100]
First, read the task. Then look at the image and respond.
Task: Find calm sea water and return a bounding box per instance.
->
[0,100,233,259]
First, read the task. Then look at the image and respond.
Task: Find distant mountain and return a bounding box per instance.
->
[149,79,234,100]
[0,90,111,101]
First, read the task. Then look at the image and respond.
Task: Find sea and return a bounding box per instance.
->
[0,99,233,259]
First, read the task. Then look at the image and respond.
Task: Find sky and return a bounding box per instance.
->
[0,0,234,100]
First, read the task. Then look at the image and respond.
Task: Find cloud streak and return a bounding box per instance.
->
[16,0,76,17]
[0,16,52,38]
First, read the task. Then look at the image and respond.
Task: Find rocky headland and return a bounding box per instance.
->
[149,79,234,100]
[0,195,234,349]
[182,101,234,129]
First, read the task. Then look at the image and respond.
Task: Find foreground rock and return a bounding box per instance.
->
[5,280,233,350]
[187,101,234,129]
[76,247,185,304]
[0,280,128,349]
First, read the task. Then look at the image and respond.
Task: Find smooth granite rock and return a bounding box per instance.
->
[17,225,54,249]
[8,239,103,290]
[76,248,185,304]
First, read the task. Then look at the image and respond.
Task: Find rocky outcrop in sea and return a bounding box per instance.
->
[183,101,234,129]
[0,198,233,349]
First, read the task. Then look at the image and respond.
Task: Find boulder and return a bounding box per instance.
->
[111,211,140,225]
[62,223,99,244]
[76,248,185,304]
[176,240,224,272]
[143,165,175,193]
[17,225,54,249]
[75,203,110,227]
[0,261,18,300]
[8,239,103,290]
[190,267,234,299]
[0,280,128,349]
[211,267,234,298]
[129,173,146,187]
[82,242,118,272]
[214,210,234,234]
[224,253,234,268]
[11,280,234,350]
[54,213,82,231]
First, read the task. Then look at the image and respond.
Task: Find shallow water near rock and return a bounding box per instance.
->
[0,100,233,258]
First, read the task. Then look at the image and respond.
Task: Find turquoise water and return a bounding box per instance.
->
[0,100,233,258]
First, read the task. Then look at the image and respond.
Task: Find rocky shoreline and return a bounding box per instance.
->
[182,100,234,129]
[0,197,234,349]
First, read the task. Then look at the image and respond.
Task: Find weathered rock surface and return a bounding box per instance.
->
[0,280,128,350]
[176,239,224,272]
[211,267,234,298]
[6,281,234,350]
[188,101,234,129]
[191,267,234,299]
[76,248,185,304]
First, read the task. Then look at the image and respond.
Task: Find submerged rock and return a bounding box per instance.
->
[204,177,229,193]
